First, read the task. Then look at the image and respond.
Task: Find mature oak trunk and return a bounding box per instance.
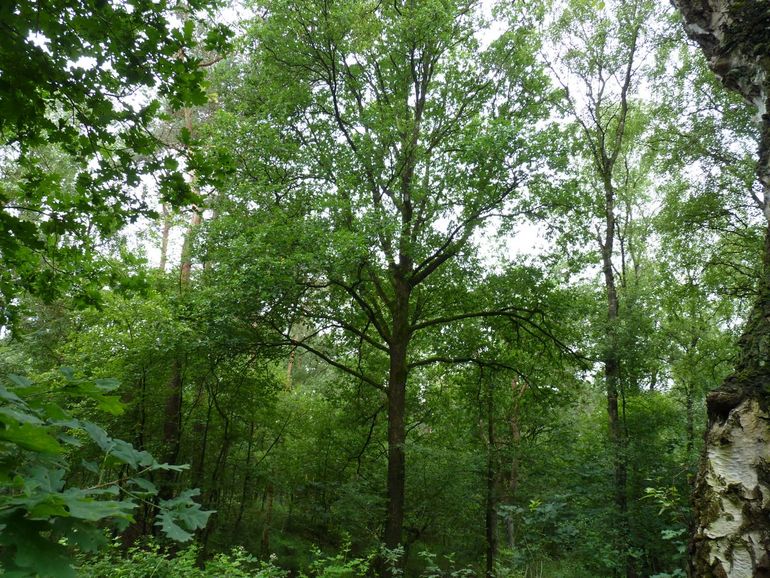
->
[384,275,411,557]
[673,1,770,575]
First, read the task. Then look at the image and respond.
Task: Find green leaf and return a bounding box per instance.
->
[0,422,62,453]
[94,394,124,415]
[93,378,120,392]
[0,512,75,578]
[156,509,195,542]
[131,477,157,494]
[0,407,42,425]
[59,367,75,381]
[61,489,134,522]
[156,489,214,542]
[0,385,24,404]
[7,374,33,388]
[82,422,112,453]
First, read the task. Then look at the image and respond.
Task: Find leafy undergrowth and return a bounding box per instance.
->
[76,540,610,578]
[77,540,487,577]
[0,371,212,577]
[77,542,284,577]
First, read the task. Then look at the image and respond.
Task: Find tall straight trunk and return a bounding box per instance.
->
[158,358,183,502]
[384,276,411,561]
[286,347,296,389]
[159,105,200,501]
[158,209,199,500]
[601,177,631,576]
[672,1,770,575]
[122,369,150,544]
[485,379,497,578]
[505,379,525,549]
[685,383,695,457]
[235,421,256,531]
[260,482,274,555]
[179,209,201,286]
[162,359,183,464]
[191,397,213,489]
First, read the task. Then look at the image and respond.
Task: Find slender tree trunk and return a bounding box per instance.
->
[179,208,201,286]
[158,358,183,503]
[159,105,201,501]
[192,397,213,489]
[384,276,411,566]
[261,482,274,555]
[485,379,497,578]
[685,383,695,457]
[235,421,256,531]
[286,347,296,389]
[601,179,631,577]
[505,379,525,549]
[122,369,150,544]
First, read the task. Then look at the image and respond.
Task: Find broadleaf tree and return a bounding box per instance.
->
[0,0,228,325]
[200,0,564,563]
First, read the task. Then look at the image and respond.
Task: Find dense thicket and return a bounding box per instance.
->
[0,0,765,577]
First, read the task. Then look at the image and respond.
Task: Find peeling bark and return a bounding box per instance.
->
[693,397,770,576]
[673,1,770,575]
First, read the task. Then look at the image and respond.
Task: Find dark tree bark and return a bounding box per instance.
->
[601,173,630,545]
[484,378,498,578]
[501,378,527,551]
[260,482,274,555]
[158,358,183,503]
[384,275,411,555]
[673,1,770,575]
[234,421,256,532]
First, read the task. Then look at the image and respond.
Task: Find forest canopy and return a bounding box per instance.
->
[0,0,768,577]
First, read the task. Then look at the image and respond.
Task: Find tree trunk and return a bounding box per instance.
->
[179,208,201,286]
[685,382,695,457]
[601,177,631,576]
[504,379,526,549]
[286,346,296,389]
[384,276,411,567]
[672,1,770,575]
[689,227,770,577]
[261,482,274,555]
[485,379,497,578]
[159,123,202,495]
[192,397,213,489]
[235,421,256,532]
[159,204,170,272]
[158,358,183,503]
